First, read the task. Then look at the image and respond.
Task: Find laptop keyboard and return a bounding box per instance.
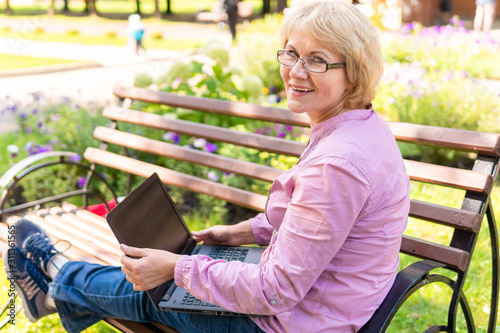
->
[180,246,249,307]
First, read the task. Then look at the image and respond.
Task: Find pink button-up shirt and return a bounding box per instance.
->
[175,109,410,332]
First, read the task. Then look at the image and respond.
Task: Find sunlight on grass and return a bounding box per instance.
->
[0,53,78,70]
[0,30,204,50]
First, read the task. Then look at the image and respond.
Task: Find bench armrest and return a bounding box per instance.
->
[359,260,445,333]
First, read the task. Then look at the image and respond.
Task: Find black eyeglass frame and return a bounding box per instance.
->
[277,50,346,73]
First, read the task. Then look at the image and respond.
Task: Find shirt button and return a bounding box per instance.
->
[269,299,277,305]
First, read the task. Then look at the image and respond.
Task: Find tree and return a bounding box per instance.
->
[165,0,171,14]
[85,0,98,16]
[5,0,12,15]
[154,0,161,18]
[277,0,287,12]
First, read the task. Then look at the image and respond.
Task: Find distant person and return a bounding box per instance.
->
[224,0,240,40]
[474,0,497,33]
[126,14,146,54]
[439,0,453,24]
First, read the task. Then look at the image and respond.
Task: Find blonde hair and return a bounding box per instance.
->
[280,0,383,109]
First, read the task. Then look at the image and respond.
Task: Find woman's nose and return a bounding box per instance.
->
[289,60,308,79]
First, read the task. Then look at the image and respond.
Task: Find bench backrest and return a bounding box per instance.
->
[85,86,500,276]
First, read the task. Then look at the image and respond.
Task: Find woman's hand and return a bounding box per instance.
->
[120,244,181,291]
[191,220,256,246]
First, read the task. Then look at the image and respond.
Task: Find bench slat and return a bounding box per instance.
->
[102,106,307,157]
[400,235,469,271]
[409,199,482,233]
[113,86,500,156]
[93,126,284,183]
[113,86,311,127]
[3,214,112,265]
[84,148,267,212]
[404,160,493,194]
[388,122,500,156]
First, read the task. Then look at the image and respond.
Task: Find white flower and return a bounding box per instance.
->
[7,145,19,154]
[193,138,206,148]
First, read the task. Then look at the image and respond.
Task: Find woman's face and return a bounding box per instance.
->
[280,31,351,126]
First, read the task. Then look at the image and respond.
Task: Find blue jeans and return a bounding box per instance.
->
[50,261,266,333]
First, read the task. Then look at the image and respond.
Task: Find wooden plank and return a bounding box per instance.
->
[113,86,310,127]
[48,206,118,248]
[404,160,494,194]
[84,148,268,212]
[4,214,108,265]
[112,86,500,156]
[401,235,470,271]
[11,212,121,266]
[61,203,115,234]
[388,122,500,156]
[409,200,482,233]
[102,107,306,157]
[93,126,285,182]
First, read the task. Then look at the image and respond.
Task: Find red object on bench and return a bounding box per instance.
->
[86,200,117,217]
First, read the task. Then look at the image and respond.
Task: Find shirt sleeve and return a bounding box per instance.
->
[174,157,371,315]
[249,213,274,246]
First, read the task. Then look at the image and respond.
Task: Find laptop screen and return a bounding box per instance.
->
[106,173,194,255]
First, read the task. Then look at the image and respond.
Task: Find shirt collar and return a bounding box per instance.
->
[310,108,374,138]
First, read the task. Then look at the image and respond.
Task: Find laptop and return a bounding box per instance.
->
[105,172,264,317]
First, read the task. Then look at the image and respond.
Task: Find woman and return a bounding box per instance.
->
[7,1,409,332]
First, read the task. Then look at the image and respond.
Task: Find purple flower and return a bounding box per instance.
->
[207,171,219,182]
[277,132,286,138]
[162,131,181,144]
[77,176,86,188]
[36,144,52,154]
[285,125,293,132]
[32,108,38,114]
[25,127,32,134]
[71,154,82,163]
[205,142,218,153]
[19,112,26,119]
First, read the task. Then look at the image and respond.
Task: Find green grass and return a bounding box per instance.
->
[0,53,78,71]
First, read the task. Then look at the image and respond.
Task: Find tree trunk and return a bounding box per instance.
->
[5,0,13,15]
[263,0,270,14]
[154,0,161,18]
[48,0,55,15]
[136,0,141,14]
[63,0,69,12]
[277,0,287,13]
[87,0,98,16]
[165,0,171,14]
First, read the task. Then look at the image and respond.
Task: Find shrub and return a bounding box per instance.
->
[66,29,80,36]
[151,31,164,40]
[134,73,154,88]
[105,30,117,38]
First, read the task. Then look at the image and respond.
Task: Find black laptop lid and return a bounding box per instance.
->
[105,173,197,306]
[106,172,195,254]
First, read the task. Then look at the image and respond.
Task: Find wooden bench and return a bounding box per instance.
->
[1,85,499,332]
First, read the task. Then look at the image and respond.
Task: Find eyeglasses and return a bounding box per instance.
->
[277,50,346,73]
